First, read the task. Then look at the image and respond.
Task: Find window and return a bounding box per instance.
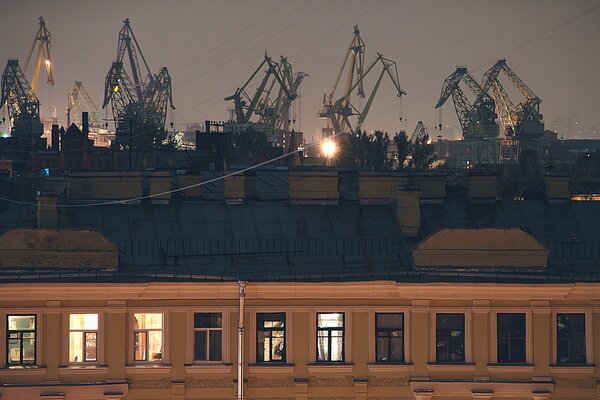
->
[7,315,36,365]
[194,313,222,362]
[497,313,525,364]
[256,313,286,363]
[436,313,465,363]
[557,313,586,364]
[316,312,344,362]
[376,313,404,362]
[133,313,163,362]
[69,314,98,363]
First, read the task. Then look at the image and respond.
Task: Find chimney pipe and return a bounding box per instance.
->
[37,190,58,229]
[51,124,59,151]
[82,112,89,138]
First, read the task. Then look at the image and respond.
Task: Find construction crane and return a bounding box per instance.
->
[102,18,175,150]
[23,17,54,121]
[410,121,429,143]
[319,25,405,135]
[225,54,305,138]
[1,59,44,140]
[480,59,543,138]
[67,81,100,128]
[435,66,498,139]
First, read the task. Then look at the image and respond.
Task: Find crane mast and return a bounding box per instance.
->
[68,81,100,128]
[319,26,405,135]
[1,59,44,140]
[24,17,54,97]
[435,66,498,139]
[480,59,543,138]
[103,18,175,150]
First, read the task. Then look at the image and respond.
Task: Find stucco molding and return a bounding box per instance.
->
[306,362,354,373]
[184,363,233,374]
[411,381,553,397]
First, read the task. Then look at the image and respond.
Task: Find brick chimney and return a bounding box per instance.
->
[289,170,339,203]
[37,190,58,228]
[545,172,570,203]
[224,171,256,204]
[397,186,420,237]
[51,124,60,150]
[468,172,498,203]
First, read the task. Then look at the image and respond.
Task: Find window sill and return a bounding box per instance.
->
[427,362,476,372]
[58,365,109,376]
[487,363,535,373]
[184,363,233,374]
[248,363,295,374]
[549,364,595,374]
[125,364,172,375]
[0,365,47,376]
[307,362,354,373]
[367,362,413,373]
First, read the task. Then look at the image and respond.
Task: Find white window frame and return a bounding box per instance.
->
[128,310,169,365]
[310,307,352,363]
[429,308,472,363]
[551,308,593,365]
[62,310,105,365]
[368,307,411,363]
[1,309,42,368]
[186,308,230,365]
[489,308,532,364]
[250,307,293,364]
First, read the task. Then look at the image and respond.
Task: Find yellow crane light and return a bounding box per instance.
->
[113,85,119,93]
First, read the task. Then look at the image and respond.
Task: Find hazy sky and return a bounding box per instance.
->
[1,0,599,141]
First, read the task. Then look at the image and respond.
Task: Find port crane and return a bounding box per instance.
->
[319,25,405,135]
[435,66,498,139]
[480,59,543,138]
[67,81,100,128]
[1,59,44,140]
[102,18,174,150]
[225,54,306,138]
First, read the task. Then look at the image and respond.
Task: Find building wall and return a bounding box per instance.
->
[0,281,598,400]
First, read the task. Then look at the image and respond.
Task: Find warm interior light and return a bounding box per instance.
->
[321,139,337,158]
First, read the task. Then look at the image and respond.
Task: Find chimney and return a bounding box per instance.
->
[224,171,256,204]
[411,172,446,203]
[51,124,60,150]
[545,172,570,203]
[37,190,58,228]
[82,112,89,138]
[59,126,65,151]
[397,186,420,237]
[205,120,211,134]
[468,171,497,203]
[288,170,339,203]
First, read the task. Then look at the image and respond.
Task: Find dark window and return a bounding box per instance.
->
[557,313,586,364]
[256,313,286,363]
[316,313,344,362]
[497,313,526,364]
[7,315,36,365]
[436,313,465,363]
[376,313,404,362]
[194,313,222,362]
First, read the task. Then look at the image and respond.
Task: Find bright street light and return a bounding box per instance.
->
[321,139,337,158]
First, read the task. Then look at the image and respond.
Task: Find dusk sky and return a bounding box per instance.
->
[1,0,599,141]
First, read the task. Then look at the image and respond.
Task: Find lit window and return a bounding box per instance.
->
[317,313,344,362]
[436,313,465,363]
[7,315,36,365]
[69,314,98,363]
[376,313,404,362]
[194,313,222,362]
[497,313,525,364]
[557,313,586,364]
[133,313,163,362]
[257,313,285,363]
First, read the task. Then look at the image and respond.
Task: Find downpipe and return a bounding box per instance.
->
[237,281,247,400]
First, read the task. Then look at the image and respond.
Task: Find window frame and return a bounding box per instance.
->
[375,312,405,363]
[369,307,411,364]
[256,312,287,363]
[315,312,345,363]
[186,307,230,365]
[6,314,37,366]
[429,309,472,363]
[552,309,592,365]
[64,311,102,365]
[193,312,224,362]
[128,310,169,365]
[489,308,532,365]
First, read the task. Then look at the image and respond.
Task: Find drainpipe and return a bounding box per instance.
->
[237,281,247,400]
